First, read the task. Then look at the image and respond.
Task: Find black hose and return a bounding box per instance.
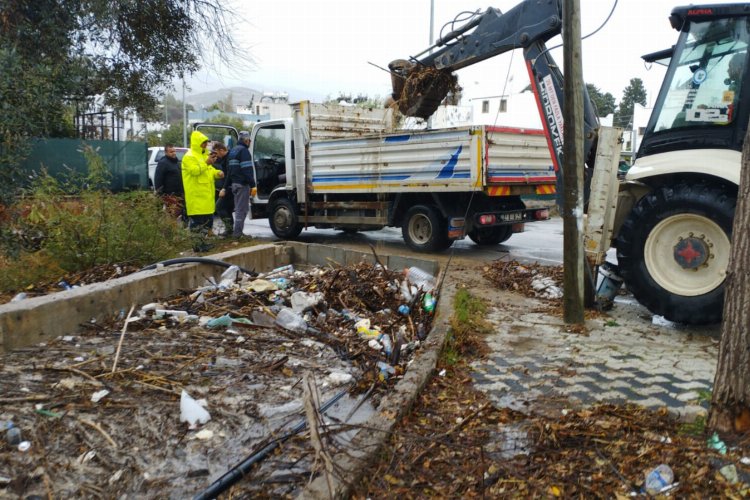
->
[140,257,256,277]
[193,387,350,500]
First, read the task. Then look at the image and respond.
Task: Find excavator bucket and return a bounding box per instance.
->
[388,59,459,119]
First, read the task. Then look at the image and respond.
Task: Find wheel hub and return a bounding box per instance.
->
[673,236,709,269]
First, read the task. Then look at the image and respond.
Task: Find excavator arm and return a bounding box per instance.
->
[389,0,600,172]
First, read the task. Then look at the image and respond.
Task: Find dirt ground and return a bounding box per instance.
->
[354,260,750,499]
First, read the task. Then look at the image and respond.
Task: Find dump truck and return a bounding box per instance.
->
[197,102,556,252]
[388,0,750,324]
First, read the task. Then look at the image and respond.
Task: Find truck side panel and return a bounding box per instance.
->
[484,126,555,187]
[308,128,481,194]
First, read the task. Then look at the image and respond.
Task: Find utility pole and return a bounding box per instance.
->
[562,0,585,324]
[182,79,188,148]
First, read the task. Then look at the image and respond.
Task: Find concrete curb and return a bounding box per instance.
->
[300,277,456,499]
[0,242,440,353]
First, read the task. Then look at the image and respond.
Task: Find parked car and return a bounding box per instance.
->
[147,146,188,189]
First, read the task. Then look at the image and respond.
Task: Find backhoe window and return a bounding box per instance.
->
[652,18,749,132]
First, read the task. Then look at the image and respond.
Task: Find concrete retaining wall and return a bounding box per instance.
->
[0,243,439,353]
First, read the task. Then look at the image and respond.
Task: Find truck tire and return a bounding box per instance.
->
[402,205,452,252]
[468,225,513,245]
[269,197,303,240]
[615,181,735,325]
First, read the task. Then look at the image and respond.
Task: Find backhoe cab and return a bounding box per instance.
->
[390,1,750,325]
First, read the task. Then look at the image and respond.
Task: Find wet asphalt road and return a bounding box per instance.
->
[242,216,567,266]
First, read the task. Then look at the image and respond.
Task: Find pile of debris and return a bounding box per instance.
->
[3,263,141,304]
[391,62,461,119]
[0,260,438,498]
[483,260,564,300]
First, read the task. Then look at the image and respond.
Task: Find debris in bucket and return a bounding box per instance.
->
[0,260,436,497]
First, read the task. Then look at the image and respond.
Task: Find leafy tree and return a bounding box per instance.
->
[162,94,194,125]
[614,78,647,128]
[207,114,246,130]
[0,0,248,203]
[585,83,616,117]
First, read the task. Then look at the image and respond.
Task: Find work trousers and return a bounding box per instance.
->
[231,183,251,237]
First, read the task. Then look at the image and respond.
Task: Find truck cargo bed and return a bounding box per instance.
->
[307,126,553,195]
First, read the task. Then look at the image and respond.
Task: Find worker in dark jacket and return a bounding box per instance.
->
[212,142,234,235]
[154,144,185,221]
[226,131,255,239]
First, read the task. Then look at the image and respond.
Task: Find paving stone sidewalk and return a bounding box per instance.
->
[470,292,721,421]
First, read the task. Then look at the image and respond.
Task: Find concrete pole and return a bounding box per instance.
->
[562,0,585,324]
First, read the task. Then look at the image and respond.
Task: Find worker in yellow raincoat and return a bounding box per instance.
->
[181,131,224,251]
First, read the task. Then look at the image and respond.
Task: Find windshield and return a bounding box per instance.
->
[651,18,749,133]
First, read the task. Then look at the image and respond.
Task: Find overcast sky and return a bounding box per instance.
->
[185,0,750,106]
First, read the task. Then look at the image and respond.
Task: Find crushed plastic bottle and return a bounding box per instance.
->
[6,422,22,446]
[154,309,189,320]
[262,264,294,277]
[404,266,436,291]
[400,280,413,301]
[379,334,393,356]
[644,464,674,495]
[376,361,396,381]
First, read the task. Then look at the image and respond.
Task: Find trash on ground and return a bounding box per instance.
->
[0,260,436,498]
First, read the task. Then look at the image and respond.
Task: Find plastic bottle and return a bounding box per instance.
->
[58,280,72,290]
[423,293,436,313]
[10,292,27,302]
[404,266,436,291]
[644,464,674,495]
[379,334,393,356]
[6,422,22,446]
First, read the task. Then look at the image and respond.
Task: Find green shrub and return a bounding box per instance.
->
[0,145,192,293]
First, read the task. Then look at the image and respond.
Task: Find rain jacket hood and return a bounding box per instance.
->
[190,131,210,155]
[182,131,222,216]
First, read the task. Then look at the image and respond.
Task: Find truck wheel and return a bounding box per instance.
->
[468,225,513,245]
[402,205,451,252]
[615,181,735,325]
[269,197,303,240]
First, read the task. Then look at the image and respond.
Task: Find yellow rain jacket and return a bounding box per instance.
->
[182,131,222,216]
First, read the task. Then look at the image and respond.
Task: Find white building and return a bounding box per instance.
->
[469,90,544,129]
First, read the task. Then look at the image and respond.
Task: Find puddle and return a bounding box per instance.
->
[485,423,532,460]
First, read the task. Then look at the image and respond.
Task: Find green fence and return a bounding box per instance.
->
[18,139,148,191]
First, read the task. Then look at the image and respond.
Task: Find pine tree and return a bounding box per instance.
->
[614,78,647,128]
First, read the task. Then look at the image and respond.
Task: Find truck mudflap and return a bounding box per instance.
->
[474,207,550,228]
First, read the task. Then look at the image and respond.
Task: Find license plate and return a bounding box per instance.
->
[500,212,523,222]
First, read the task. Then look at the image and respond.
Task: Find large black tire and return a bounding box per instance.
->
[468,225,513,246]
[401,205,452,252]
[615,181,735,325]
[269,197,303,240]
